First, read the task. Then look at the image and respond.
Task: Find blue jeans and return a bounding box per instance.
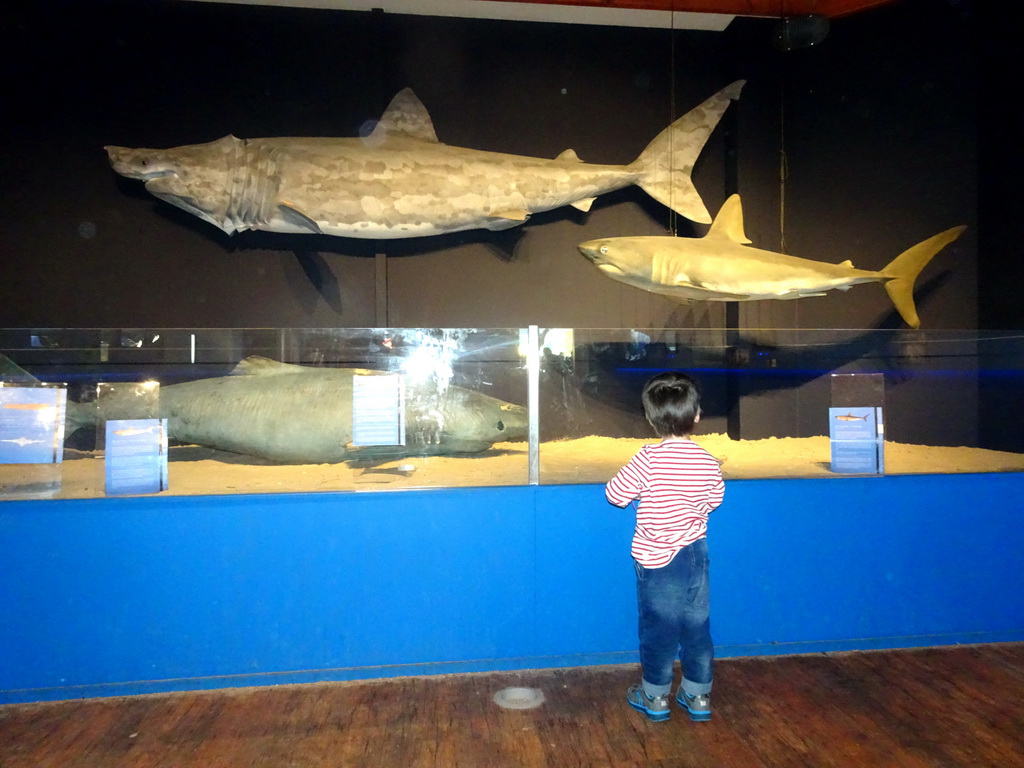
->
[635,537,714,698]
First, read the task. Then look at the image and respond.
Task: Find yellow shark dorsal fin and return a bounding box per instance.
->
[556,149,582,162]
[707,194,752,244]
[368,88,439,143]
[837,259,854,268]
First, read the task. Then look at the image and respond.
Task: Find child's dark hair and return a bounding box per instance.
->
[641,372,702,437]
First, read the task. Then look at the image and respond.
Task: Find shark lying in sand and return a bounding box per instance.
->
[578,194,966,328]
[65,357,528,464]
[104,82,743,239]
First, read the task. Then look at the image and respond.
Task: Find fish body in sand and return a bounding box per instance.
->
[66,356,527,464]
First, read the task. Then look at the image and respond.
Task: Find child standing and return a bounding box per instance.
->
[606,372,725,723]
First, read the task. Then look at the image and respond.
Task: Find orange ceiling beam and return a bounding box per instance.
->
[473,0,898,18]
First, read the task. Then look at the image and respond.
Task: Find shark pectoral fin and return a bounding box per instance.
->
[571,197,597,212]
[438,439,492,453]
[672,278,749,301]
[556,148,582,162]
[278,202,324,234]
[703,289,751,300]
[491,209,530,221]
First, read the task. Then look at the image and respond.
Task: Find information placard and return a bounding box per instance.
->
[104,418,168,496]
[829,406,884,474]
[829,373,885,475]
[0,384,67,464]
[352,374,405,447]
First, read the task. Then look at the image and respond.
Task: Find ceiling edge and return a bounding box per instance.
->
[179,0,736,30]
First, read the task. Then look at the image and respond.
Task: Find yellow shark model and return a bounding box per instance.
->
[105,82,743,240]
[578,195,966,328]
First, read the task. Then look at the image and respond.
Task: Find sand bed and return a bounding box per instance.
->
[3,433,1024,501]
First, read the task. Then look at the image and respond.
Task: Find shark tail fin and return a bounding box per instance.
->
[631,80,744,225]
[881,225,966,328]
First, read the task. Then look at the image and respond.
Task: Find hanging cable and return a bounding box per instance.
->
[668,0,677,236]
[778,0,788,254]
[778,75,786,252]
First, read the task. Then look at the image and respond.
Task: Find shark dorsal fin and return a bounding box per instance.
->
[232,357,381,377]
[707,194,752,244]
[231,356,301,376]
[556,148,582,162]
[837,259,854,268]
[368,88,439,143]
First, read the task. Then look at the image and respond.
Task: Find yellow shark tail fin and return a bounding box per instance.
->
[881,225,966,328]
[631,81,744,225]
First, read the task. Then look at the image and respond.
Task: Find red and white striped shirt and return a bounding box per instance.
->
[606,438,724,567]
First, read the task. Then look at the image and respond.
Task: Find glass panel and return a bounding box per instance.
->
[3,326,1024,499]
[539,328,1024,484]
[0,328,528,499]
[0,379,68,499]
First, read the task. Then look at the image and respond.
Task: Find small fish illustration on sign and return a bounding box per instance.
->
[113,426,161,437]
[1,437,46,447]
[834,413,870,422]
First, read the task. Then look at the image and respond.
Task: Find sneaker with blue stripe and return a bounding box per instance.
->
[627,684,670,722]
[676,691,712,721]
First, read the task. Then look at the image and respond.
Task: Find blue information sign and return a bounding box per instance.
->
[829,406,884,474]
[105,418,169,496]
[0,385,66,464]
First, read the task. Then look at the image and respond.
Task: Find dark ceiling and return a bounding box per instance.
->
[476,0,898,19]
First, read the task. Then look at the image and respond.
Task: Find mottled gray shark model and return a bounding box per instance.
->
[579,195,966,328]
[104,82,744,239]
[66,356,528,463]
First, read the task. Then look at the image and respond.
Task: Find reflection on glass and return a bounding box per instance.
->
[0,327,1023,500]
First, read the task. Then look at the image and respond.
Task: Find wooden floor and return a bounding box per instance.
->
[2,644,1023,768]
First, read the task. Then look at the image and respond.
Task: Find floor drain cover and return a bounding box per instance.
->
[493,686,545,710]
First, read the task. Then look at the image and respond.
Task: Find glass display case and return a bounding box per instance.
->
[2,326,1023,500]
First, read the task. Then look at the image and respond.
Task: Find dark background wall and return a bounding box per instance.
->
[6,0,1021,451]
[0,0,991,332]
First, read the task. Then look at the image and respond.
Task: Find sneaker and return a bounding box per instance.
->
[627,684,670,722]
[676,691,712,722]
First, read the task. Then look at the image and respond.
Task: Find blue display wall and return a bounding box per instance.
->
[3,474,1023,704]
